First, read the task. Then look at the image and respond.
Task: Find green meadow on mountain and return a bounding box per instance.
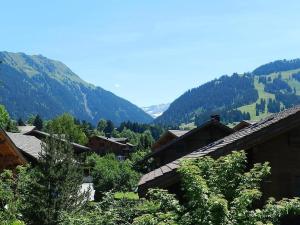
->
[0,52,152,125]
[155,59,300,126]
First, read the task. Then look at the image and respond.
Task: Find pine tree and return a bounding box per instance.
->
[33,114,43,130]
[20,135,89,225]
[17,118,25,126]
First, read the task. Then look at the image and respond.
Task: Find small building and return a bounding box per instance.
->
[0,128,27,170]
[152,130,189,152]
[138,106,300,225]
[7,132,42,163]
[87,136,135,160]
[24,129,92,154]
[140,116,233,168]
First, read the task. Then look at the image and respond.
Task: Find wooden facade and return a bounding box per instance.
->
[0,129,27,171]
[138,106,300,225]
[141,119,232,168]
[152,130,188,152]
[87,136,134,159]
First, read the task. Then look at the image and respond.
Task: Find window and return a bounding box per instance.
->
[117,155,125,161]
[294,176,300,197]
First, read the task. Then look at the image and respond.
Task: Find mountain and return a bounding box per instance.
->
[155,59,300,126]
[0,52,153,125]
[142,103,170,118]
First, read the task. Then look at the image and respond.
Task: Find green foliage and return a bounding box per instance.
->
[103,120,114,137]
[178,150,300,225]
[45,113,88,145]
[0,104,10,129]
[132,189,181,225]
[32,114,43,130]
[19,135,89,225]
[96,119,107,132]
[86,154,140,200]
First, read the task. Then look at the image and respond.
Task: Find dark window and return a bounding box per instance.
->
[294,176,300,197]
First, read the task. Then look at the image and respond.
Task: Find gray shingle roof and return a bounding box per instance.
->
[139,106,300,188]
[7,132,42,159]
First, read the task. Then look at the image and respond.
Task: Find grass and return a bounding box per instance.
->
[114,192,139,200]
[238,69,300,121]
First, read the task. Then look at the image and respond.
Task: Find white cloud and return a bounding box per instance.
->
[114,83,120,88]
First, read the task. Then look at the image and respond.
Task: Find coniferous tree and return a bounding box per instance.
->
[17,118,25,126]
[33,114,43,130]
[104,120,114,137]
[20,135,89,225]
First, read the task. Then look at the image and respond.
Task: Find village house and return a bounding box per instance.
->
[140,115,233,168]
[0,128,27,170]
[23,129,92,155]
[0,128,96,200]
[87,135,135,160]
[138,106,300,224]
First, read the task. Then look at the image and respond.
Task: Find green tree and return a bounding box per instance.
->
[97,119,107,132]
[46,113,87,145]
[138,130,154,149]
[104,120,114,137]
[178,150,300,225]
[86,154,140,201]
[17,118,25,126]
[0,105,10,130]
[20,135,89,225]
[0,168,26,225]
[33,114,43,130]
[132,189,181,225]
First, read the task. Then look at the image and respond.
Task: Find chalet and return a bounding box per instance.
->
[87,136,135,160]
[0,128,27,170]
[152,130,188,152]
[7,132,42,163]
[138,106,300,224]
[141,116,233,168]
[24,129,91,154]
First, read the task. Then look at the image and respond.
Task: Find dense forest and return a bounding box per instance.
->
[156,59,300,126]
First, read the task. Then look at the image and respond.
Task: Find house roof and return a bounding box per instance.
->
[168,130,189,137]
[233,120,257,131]
[111,137,128,142]
[141,120,232,162]
[151,129,189,151]
[7,132,42,159]
[25,130,91,153]
[138,106,300,192]
[92,136,128,146]
[17,125,36,134]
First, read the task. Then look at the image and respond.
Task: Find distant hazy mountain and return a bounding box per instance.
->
[0,52,153,125]
[155,59,300,126]
[142,103,170,118]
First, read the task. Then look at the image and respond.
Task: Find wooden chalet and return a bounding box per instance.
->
[0,128,27,170]
[152,130,188,152]
[140,116,233,168]
[138,106,300,225]
[24,129,92,154]
[87,136,134,160]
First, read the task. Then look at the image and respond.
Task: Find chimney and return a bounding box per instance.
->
[211,114,220,122]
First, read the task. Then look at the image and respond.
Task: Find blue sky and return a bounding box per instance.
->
[1,1,300,107]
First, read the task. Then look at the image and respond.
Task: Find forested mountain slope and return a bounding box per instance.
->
[155,59,300,126]
[0,52,152,125]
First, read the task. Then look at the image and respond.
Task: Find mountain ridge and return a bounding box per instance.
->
[155,58,300,126]
[0,51,153,125]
